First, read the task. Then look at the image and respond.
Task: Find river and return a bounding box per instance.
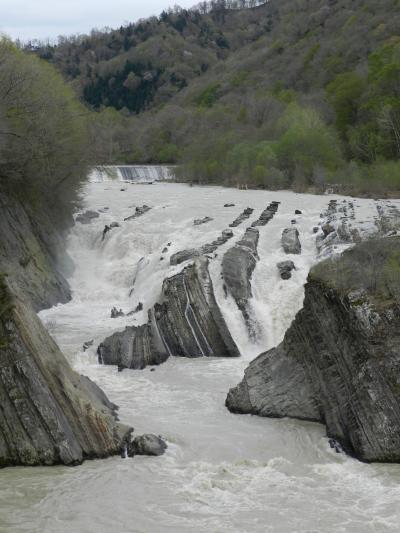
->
[1,181,400,533]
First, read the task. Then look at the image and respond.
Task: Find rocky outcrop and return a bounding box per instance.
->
[124,205,151,222]
[170,229,233,266]
[251,201,280,227]
[98,257,240,369]
[282,228,301,254]
[229,208,254,227]
[0,197,71,312]
[154,258,240,358]
[222,228,259,317]
[98,322,168,370]
[277,260,296,280]
[227,237,400,463]
[0,278,131,467]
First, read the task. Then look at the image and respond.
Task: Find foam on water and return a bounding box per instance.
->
[1,182,400,533]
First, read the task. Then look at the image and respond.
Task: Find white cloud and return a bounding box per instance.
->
[1,0,197,41]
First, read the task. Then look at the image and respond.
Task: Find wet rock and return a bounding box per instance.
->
[224,203,235,207]
[222,228,259,329]
[127,302,143,316]
[170,249,200,266]
[0,280,131,467]
[194,216,213,226]
[282,228,301,254]
[82,339,94,352]
[154,257,240,358]
[127,434,167,457]
[75,210,99,224]
[251,201,280,227]
[111,307,125,318]
[313,227,319,234]
[124,205,151,222]
[102,222,120,241]
[322,223,335,237]
[98,322,168,370]
[162,247,168,253]
[295,209,302,215]
[229,208,254,227]
[277,260,296,280]
[227,237,400,463]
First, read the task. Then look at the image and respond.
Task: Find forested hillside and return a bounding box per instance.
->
[28,0,400,195]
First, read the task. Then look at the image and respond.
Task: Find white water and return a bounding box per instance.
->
[1,182,400,533]
[90,165,174,183]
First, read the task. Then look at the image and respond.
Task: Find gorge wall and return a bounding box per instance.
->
[0,192,134,467]
[227,237,400,463]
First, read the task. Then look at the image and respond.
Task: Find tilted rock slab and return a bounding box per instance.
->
[0,279,131,467]
[227,237,400,463]
[222,227,259,321]
[98,322,168,370]
[154,258,240,358]
[98,257,240,369]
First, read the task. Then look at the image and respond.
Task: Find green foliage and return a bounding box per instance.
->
[195,83,221,108]
[27,0,400,195]
[274,104,342,178]
[326,72,365,138]
[0,38,92,215]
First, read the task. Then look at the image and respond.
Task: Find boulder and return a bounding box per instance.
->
[227,237,400,463]
[127,434,167,457]
[282,228,301,254]
[97,322,168,370]
[110,307,125,318]
[277,260,296,280]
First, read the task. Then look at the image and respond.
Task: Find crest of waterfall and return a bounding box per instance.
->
[89,165,175,183]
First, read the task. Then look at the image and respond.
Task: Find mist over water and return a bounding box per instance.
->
[1,181,400,533]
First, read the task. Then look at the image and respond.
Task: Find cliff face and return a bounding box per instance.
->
[0,277,131,467]
[227,237,400,463]
[0,197,72,312]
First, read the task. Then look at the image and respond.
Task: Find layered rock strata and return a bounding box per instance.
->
[99,258,240,369]
[227,237,400,463]
[0,278,131,467]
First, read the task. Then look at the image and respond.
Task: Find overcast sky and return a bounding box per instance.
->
[1,0,197,42]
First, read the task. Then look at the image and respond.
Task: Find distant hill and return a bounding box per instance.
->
[29,0,400,195]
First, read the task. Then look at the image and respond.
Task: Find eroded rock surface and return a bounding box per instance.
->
[0,279,131,467]
[98,322,168,370]
[128,434,167,457]
[154,258,240,358]
[222,227,259,312]
[227,237,400,462]
[98,258,240,369]
[277,260,296,280]
[282,228,301,254]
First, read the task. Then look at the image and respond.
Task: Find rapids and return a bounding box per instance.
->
[1,181,400,533]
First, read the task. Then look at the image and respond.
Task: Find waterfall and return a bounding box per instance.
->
[89,165,175,183]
